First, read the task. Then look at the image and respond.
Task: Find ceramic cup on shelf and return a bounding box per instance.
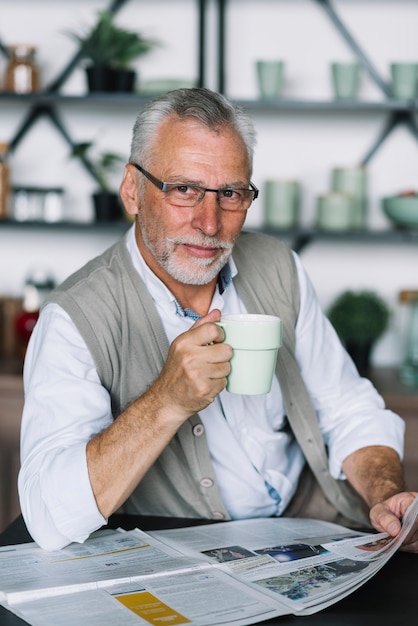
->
[331,62,360,99]
[216,314,282,395]
[331,166,368,229]
[316,192,355,231]
[263,179,300,229]
[256,60,285,99]
[390,63,418,100]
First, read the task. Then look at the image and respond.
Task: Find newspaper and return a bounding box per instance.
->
[0,496,417,626]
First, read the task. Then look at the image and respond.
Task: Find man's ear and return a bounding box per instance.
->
[119,163,141,217]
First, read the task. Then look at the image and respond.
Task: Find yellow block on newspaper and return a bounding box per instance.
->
[116,591,191,625]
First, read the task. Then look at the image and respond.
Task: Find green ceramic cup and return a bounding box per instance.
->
[264,180,300,229]
[331,62,360,99]
[331,166,368,229]
[316,192,355,231]
[256,60,285,99]
[390,63,418,100]
[217,314,282,395]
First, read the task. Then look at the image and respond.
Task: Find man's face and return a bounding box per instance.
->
[134,116,251,286]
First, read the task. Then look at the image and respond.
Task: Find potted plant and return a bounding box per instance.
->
[327,290,390,375]
[66,10,159,92]
[71,142,125,222]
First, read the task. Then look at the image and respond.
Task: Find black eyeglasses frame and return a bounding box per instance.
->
[130,162,259,209]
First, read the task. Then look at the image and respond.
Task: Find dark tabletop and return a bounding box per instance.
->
[0,515,416,626]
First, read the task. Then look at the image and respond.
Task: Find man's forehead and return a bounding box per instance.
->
[156,115,239,142]
[153,117,248,167]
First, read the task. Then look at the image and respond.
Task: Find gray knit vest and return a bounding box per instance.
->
[46,230,369,526]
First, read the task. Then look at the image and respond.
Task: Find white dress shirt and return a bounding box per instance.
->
[18,226,404,549]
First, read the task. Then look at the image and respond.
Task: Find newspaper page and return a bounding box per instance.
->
[0,528,288,626]
[151,496,418,616]
[0,528,204,604]
[3,567,287,626]
[0,497,417,626]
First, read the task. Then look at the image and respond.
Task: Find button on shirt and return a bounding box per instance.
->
[19,226,405,549]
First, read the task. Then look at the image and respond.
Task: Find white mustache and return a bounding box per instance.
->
[166,235,233,251]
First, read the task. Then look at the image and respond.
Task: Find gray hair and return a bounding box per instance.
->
[129,87,257,173]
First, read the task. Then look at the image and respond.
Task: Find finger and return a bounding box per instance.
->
[192,308,221,328]
[189,310,225,345]
[203,352,231,377]
[370,503,402,536]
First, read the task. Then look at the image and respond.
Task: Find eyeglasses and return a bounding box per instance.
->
[130,162,258,212]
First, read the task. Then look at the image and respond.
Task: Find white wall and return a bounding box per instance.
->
[1,0,418,366]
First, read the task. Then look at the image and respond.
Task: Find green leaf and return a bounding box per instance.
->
[65,10,159,68]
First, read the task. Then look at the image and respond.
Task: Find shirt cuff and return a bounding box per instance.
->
[328,410,405,480]
[40,444,106,544]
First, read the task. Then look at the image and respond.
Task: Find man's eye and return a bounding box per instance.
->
[222,189,241,199]
[174,185,200,195]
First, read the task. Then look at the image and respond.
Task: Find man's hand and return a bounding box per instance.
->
[342,446,418,551]
[369,491,418,553]
[149,308,232,425]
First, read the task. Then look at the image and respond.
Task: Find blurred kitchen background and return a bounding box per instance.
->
[1,0,418,530]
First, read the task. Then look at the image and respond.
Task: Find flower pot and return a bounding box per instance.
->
[85,65,136,93]
[346,341,373,376]
[85,65,114,92]
[92,192,124,222]
[110,68,136,92]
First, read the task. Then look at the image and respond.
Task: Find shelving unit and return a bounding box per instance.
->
[0,1,416,264]
[0,218,130,231]
[1,91,417,111]
[257,226,418,253]
[0,0,207,186]
[0,0,417,242]
[1,0,418,181]
[217,0,418,166]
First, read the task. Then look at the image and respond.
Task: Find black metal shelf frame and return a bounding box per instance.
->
[2,92,418,113]
[1,218,418,254]
[215,0,418,166]
[258,226,418,254]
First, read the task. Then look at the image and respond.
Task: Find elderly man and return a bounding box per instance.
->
[18,87,417,551]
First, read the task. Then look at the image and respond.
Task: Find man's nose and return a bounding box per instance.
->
[190,191,222,235]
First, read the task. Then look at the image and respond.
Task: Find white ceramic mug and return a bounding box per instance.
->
[217,314,282,395]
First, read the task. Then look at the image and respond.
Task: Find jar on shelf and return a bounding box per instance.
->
[399,289,418,388]
[12,186,64,222]
[0,143,10,219]
[4,44,39,94]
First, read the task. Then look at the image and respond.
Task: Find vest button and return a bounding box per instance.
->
[200,477,213,488]
[192,424,205,437]
[213,511,226,520]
